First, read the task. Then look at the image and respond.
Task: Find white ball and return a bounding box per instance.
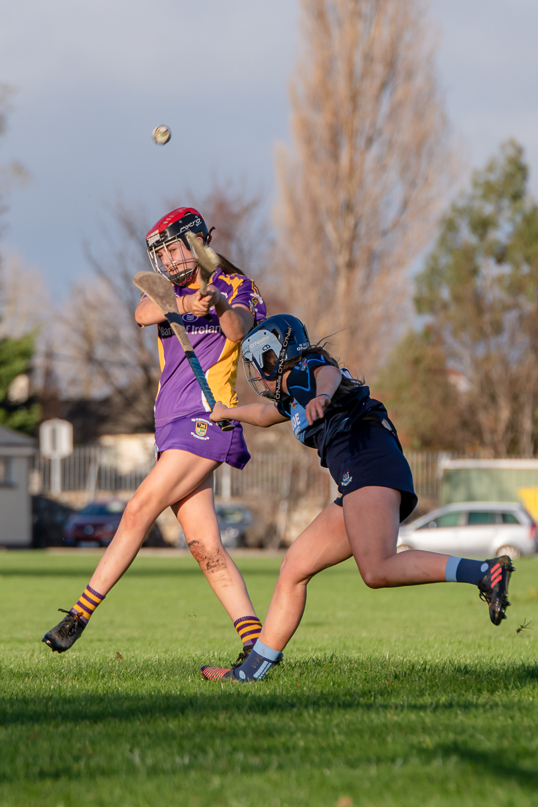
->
[152,125,171,145]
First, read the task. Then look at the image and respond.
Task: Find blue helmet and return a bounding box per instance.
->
[242,314,310,398]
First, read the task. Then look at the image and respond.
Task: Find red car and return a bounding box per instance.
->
[63,499,126,547]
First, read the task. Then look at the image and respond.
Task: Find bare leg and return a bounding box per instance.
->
[259,489,450,653]
[259,503,352,651]
[343,487,449,588]
[89,450,219,594]
[171,477,257,622]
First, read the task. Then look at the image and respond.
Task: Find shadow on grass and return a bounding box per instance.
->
[3,659,538,728]
[2,655,538,789]
[1,689,538,789]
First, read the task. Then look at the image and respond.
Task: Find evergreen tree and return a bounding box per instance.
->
[0,85,38,435]
[375,328,470,451]
[379,139,538,456]
[0,331,40,434]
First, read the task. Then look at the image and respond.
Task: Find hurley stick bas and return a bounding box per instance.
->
[133,271,234,431]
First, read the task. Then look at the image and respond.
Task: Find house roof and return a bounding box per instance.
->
[0,424,36,448]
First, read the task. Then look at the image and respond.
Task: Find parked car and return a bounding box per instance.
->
[397,501,538,560]
[33,496,75,548]
[63,499,163,548]
[63,499,125,547]
[215,504,253,548]
[176,504,253,549]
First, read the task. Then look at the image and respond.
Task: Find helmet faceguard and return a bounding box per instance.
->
[145,207,212,286]
[242,315,310,400]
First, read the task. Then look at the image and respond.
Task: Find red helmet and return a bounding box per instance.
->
[145,207,212,285]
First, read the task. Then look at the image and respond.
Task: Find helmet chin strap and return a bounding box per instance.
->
[274,326,292,402]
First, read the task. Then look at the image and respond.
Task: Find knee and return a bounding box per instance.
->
[121,496,147,531]
[276,554,311,588]
[358,564,387,590]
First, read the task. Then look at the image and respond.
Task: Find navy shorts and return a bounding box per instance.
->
[327,418,417,523]
[154,411,251,470]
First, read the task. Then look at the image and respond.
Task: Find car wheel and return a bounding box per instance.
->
[496,545,521,560]
[397,544,412,553]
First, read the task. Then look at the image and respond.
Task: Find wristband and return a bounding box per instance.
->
[317,393,332,404]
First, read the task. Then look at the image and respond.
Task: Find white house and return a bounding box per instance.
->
[0,424,36,547]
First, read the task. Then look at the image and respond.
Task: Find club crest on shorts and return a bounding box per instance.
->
[341,471,352,487]
[191,418,211,440]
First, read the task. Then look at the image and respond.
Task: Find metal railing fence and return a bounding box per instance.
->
[31,447,444,504]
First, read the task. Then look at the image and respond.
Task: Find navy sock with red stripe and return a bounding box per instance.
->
[445,557,490,585]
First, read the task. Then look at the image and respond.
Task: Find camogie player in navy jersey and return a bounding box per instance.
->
[200,315,516,682]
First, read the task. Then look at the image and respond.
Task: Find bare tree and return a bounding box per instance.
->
[166,180,271,278]
[274,0,453,376]
[53,201,160,427]
[0,85,31,318]
[0,85,28,241]
[0,252,49,339]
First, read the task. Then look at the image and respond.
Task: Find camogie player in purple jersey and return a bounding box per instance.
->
[43,207,267,661]
[199,315,515,683]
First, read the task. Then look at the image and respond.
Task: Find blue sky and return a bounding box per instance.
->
[1,0,538,296]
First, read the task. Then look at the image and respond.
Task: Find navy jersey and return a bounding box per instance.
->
[276,353,373,458]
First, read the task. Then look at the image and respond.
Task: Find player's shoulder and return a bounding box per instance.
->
[298,352,330,370]
[216,270,253,290]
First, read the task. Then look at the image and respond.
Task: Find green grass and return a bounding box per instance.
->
[1,551,538,807]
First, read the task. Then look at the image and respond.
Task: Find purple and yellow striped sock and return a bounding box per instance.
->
[234,615,262,648]
[70,585,105,626]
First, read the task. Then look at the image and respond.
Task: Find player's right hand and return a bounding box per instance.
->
[305,393,331,425]
[189,288,222,318]
[210,402,230,422]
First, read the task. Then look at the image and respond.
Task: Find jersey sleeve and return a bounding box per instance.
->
[286,353,333,408]
[229,277,267,324]
[300,354,331,373]
[276,396,292,419]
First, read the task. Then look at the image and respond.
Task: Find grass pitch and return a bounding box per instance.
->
[1,551,537,807]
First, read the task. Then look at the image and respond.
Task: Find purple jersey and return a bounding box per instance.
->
[154,269,266,425]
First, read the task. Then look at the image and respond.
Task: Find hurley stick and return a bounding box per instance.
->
[185,231,220,297]
[133,271,234,431]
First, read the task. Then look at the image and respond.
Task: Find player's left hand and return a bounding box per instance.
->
[305,394,331,425]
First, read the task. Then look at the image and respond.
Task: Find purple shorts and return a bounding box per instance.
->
[154,411,250,470]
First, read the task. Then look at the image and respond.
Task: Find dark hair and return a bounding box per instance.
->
[261,342,364,402]
[216,252,244,276]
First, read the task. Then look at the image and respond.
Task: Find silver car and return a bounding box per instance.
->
[397,501,538,560]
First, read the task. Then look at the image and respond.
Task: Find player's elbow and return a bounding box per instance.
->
[228,322,250,344]
[135,298,165,326]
